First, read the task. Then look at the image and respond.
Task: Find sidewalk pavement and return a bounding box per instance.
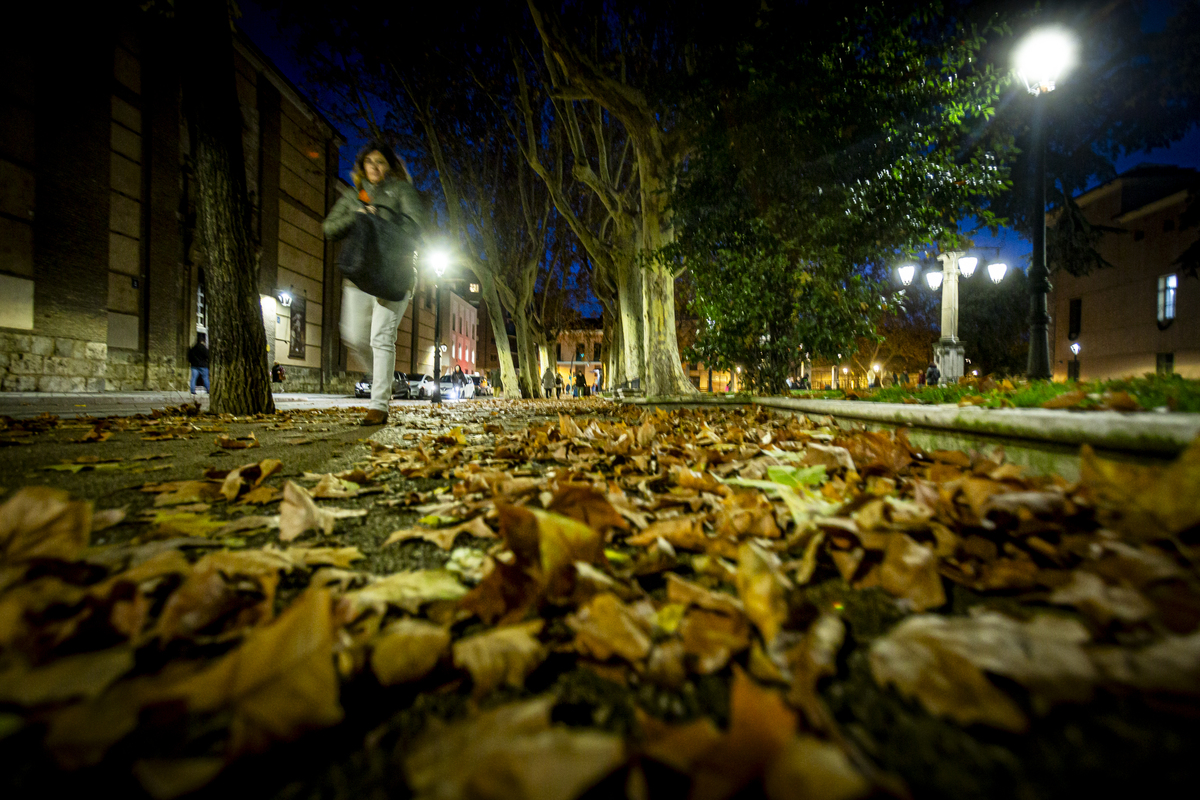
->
[0,391,393,420]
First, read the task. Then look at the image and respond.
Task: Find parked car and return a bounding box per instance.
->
[404,373,437,399]
[439,374,475,400]
[354,372,412,399]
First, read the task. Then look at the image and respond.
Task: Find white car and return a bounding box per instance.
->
[404,373,437,398]
[438,374,475,400]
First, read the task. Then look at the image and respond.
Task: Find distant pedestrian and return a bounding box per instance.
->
[926,362,940,387]
[271,362,286,383]
[188,333,209,394]
[594,367,603,394]
[901,371,910,386]
[574,371,585,397]
[555,374,563,399]
[542,366,556,399]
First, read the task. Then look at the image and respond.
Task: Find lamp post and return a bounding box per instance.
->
[899,250,1009,383]
[1016,28,1075,379]
[428,250,450,405]
[1069,341,1081,381]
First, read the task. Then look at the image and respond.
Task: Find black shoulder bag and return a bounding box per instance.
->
[336,204,419,301]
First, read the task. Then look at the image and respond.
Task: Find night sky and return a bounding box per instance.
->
[237,0,1199,284]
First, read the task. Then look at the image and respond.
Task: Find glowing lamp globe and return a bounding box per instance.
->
[987,262,1008,284]
[1015,28,1075,95]
[428,250,450,277]
[958,256,978,278]
[925,270,943,291]
[898,264,916,286]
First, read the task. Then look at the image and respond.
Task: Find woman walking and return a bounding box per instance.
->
[323,142,424,425]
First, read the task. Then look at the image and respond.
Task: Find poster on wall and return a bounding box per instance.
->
[289,297,306,359]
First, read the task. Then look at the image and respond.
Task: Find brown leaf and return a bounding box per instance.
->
[567,592,653,663]
[1041,390,1087,409]
[0,487,92,564]
[153,480,221,508]
[547,484,630,533]
[869,612,1097,732]
[453,620,546,698]
[1048,571,1154,624]
[736,542,791,645]
[785,612,846,722]
[311,472,359,499]
[666,573,744,616]
[680,608,752,674]
[133,758,225,800]
[163,588,343,754]
[220,459,282,502]
[639,713,722,772]
[371,618,451,685]
[403,695,624,800]
[626,516,711,551]
[763,735,871,800]
[339,569,468,619]
[215,433,260,449]
[877,534,946,612]
[278,480,364,542]
[281,546,364,569]
[1080,440,1200,540]
[383,516,495,550]
[688,668,797,800]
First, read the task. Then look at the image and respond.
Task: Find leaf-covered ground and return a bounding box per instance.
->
[791,373,1200,412]
[1,398,1199,800]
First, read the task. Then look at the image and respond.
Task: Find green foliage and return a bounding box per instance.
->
[958,266,1030,376]
[856,374,1200,413]
[669,2,1015,393]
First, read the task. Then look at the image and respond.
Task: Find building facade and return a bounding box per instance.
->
[0,11,480,395]
[1048,165,1199,381]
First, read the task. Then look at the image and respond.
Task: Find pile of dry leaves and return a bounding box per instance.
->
[1,399,1199,799]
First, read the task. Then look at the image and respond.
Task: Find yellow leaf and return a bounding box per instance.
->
[0,646,133,706]
[736,542,792,645]
[339,569,468,618]
[763,735,870,800]
[453,620,546,699]
[371,619,450,685]
[163,588,343,754]
[567,593,653,663]
[0,487,92,564]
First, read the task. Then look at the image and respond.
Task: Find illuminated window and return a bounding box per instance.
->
[1158,274,1177,324]
[469,283,480,294]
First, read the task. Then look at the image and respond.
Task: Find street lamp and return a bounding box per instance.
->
[1069,341,1081,381]
[898,264,917,286]
[988,262,1008,284]
[427,250,450,404]
[957,257,978,278]
[925,270,943,291]
[1016,27,1075,379]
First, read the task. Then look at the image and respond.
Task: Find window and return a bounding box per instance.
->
[575,343,585,360]
[469,283,479,294]
[593,342,601,361]
[1158,274,1177,325]
[1067,298,1082,340]
[1157,352,1175,375]
[556,344,562,362]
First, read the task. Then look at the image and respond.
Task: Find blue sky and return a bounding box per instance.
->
[238,0,1199,283]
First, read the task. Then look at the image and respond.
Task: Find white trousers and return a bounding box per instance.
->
[340,282,411,413]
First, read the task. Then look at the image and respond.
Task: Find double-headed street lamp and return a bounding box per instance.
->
[1016,28,1075,379]
[898,250,1007,383]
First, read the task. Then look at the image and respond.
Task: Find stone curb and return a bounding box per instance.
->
[628,394,1200,457]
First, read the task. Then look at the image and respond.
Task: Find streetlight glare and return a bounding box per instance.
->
[925,270,943,291]
[958,256,978,278]
[987,262,1008,283]
[1015,28,1075,95]
[427,250,450,277]
[898,264,916,286]
[1070,342,1081,355]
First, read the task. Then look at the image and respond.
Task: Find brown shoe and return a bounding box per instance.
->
[359,409,388,426]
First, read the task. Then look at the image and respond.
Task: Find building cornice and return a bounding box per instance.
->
[1114,189,1191,224]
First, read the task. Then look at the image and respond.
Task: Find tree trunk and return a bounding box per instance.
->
[614,251,644,390]
[178,0,274,414]
[478,275,519,398]
[537,340,553,397]
[640,170,696,397]
[512,309,540,399]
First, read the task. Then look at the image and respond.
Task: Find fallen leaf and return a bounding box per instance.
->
[869,612,1097,731]
[626,516,710,551]
[453,620,546,698]
[1080,440,1200,540]
[680,608,752,674]
[371,618,451,685]
[763,735,870,800]
[279,481,364,542]
[0,646,133,706]
[547,484,629,533]
[403,695,624,800]
[281,546,364,569]
[736,542,792,645]
[383,516,495,550]
[877,534,946,612]
[133,758,226,800]
[1041,390,1087,409]
[567,592,653,663]
[0,487,92,564]
[1090,630,1200,694]
[666,573,744,616]
[1048,571,1155,624]
[164,588,343,755]
[153,481,221,507]
[639,713,722,772]
[220,459,282,502]
[215,433,259,449]
[238,485,281,505]
[339,569,468,618]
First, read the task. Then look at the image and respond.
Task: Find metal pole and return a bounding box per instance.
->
[432,281,443,405]
[1027,98,1053,379]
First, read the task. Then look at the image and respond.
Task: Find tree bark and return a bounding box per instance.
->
[477,274,520,398]
[178,0,274,414]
